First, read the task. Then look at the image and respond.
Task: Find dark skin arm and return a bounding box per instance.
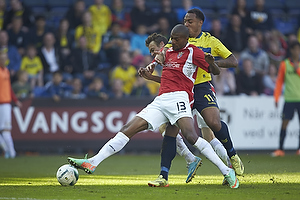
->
[139,53,219,83]
[205,53,220,75]
[156,49,237,69]
[215,54,238,69]
[138,67,161,83]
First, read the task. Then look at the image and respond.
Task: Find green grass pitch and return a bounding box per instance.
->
[0,153,300,200]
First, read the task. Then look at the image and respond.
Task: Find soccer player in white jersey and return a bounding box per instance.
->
[0,50,22,158]
[68,24,239,189]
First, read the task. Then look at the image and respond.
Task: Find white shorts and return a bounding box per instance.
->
[0,103,12,131]
[192,108,209,129]
[136,91,193,131]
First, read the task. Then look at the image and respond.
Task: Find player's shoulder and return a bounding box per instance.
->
[188,43,200,50]
[89,5,95,10]
[187,43,205,56]
[201,32,220,42]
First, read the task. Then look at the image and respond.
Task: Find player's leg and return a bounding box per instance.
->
[0,132,9,158]
[68,116,149,174]
[149,92,238,188]
[149,125,178,187]
[193,83,243,175]
[194,109,231,166]
[1,129,16,158]
[153,123,202,185]
[201,107,244,175]
[177,117,239,188]
[0,104,16,158]
[159,123,197,164]
[68,97,168,174]
[148,92,198,187]
[272,102,294,157]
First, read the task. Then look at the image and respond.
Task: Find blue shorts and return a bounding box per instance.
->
[282,102,300,120]
[192,82,219,113]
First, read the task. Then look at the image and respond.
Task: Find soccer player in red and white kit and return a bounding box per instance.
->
[68,24,239,188]
[0,50,22,158]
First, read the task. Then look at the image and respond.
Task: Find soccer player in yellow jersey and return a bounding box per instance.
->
[145,8,244,185]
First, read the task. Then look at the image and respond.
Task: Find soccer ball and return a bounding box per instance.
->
[56,164,79,186]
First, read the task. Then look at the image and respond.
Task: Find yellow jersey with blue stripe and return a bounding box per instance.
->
[166,32,232,85]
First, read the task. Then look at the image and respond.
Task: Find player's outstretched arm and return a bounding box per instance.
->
[154,47,168,66]
[205,53,220,75]
[138,67,161,83]
[215,54,238,69]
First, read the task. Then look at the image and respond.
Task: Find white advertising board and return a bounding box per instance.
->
[217,96,299,150]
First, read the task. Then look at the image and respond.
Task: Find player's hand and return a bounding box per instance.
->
[145,63,155,74]
[275,102,278,108]
[154,51,165,66]
[138,67,153,80]
[204,53,215,64]
[15,100,22,108]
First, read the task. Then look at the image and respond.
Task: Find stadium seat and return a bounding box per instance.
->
[193,0,214,10]
[31,7,47,15]
[265,0,284,9]
[202,17,212,32]
[273,17,297,35]
[70,0,93,7]
[285,0,300,16]
[33,86,48,97]
[285,0,300,9]
[172,0,182,9]
[46,6,67,28]
[214,0,234,15]
[46,0,71,8]
[23,0,47,7]
[245,0,255,8]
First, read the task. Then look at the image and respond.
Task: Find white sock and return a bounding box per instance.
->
[2,131,16,158]
[0,134,8,152]
[193,137,230,175]
[210,138,231,167]
[88,132,130,166]
[176,134,195,164]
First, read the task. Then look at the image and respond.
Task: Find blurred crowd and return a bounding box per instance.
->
[2,0,300,102]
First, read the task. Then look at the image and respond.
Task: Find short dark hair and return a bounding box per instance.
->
[289,41,300,51]
[145,33,168,47]
[35,15,46,21]
[187,8,205,22]
[171,24,189,38]
[26,44,36,51]
[52,70,62,76]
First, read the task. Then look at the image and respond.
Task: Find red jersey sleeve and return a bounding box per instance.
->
[192,47,209,72]
[274,61,285,103]
[10,85,18,103]
[296,66,300,76]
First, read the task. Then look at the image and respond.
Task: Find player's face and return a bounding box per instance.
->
[171,33,188,51]
[148,41,163,56]
[184,13,202,38]
[290,45,300,58]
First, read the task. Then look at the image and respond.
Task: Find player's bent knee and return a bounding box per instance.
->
[182,131,198,145]
[120,117,148,138]
[207,120,222,132]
